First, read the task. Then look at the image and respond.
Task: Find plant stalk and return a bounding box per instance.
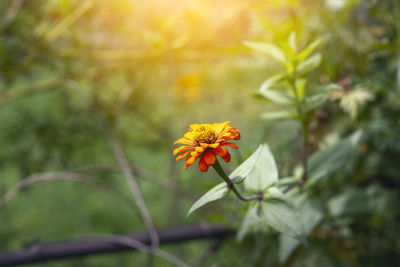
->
[212,158,262,201]
[289,77,309,183]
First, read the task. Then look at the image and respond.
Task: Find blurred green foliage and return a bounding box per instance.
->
[0,0,399,266]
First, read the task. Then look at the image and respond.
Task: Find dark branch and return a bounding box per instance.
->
[0,224,234,266]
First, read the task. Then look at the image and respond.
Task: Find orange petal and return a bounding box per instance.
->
[173,146,192,156]
[190,151,199,157]
[212,146,228,157]
[198,157,209,172]
[222,152,231,163]
[176,151,190,161]
[219,130,240,142]
[233,132,241,140]
[203,151,216,165]
[222,142,239,149]
[184,154,198,170]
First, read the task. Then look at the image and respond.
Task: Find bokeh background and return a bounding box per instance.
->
[0,0,399,266]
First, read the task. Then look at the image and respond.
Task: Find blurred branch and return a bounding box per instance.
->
[99,235,188,267]
[59,48,244,62]
[72,164,196,201]
[45,1,94,42]
[190,239,223,267]
[131,164,196,201]
[107,135,160,248]
[0,172,137,212]
[1,0,24,29]
[0,78,64,107]
[71,78,160,249]
[0,224,234,267]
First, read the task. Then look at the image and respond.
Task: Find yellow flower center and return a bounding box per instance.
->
[192,125,217,144]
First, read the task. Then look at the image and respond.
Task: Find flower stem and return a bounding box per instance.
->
[212,158,262,201]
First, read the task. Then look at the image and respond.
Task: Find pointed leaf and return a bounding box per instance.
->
[236,203,262,242]
[243,144,279,192]
[327,185,392,218]
[304,93,329,112]
[258,75,292,104]
[244,41,286,65]
[288,32,297,53]
[296,37,326,62]
[229,145,263,183]
[260,189,307,246]
[279,195,324,263]
[304,83,342,112]
[261,110,297,121]
[296,53,321,75]
[187,182,229,216]
[295,78,307,101]
[308,130,362,186]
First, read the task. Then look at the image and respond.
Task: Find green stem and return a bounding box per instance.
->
[212,158,262,202]
[300,118,309,183]
[289,77,309,183]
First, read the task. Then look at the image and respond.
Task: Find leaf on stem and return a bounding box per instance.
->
[229,144,263,183]
[257,74,292,105]
[260,188,307,246]
[296,53,322,75]
[279,194,324,263]
[304,83,342,112]
[187,182,229,216]
[260,110,297,121]
[307,130,363,186]
[244,41,286,65]
[327,185,393,218]
[236,203,262,242]
[288,32,297,53]
[296,36,327,62]
[242,144,279,192]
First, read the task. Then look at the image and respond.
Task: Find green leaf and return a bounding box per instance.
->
[307,130,362,186]
[304,83,342,112]
[187,182,229,216]
[279,236,300,263]
[243,144,279,192]
[244,41,286,65]
[260,189,307,246]
[188,148,274,215]
[316,83,342,92]
[296,37,326,62]
[304,93,329,112]
[236,203,262,242]
[277,176,298,187]
[229,144,263,183]
[279,195,324,263]
[261,110,297,121]
[296,53,321,75]
[258,75,292,105]
[328,185,393,217]
[258,90,291,105]
[288,32,297,53]
[280,42,296,63]
[295,78,307,101]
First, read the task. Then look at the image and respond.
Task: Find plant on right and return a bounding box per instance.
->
[240,30,400,265]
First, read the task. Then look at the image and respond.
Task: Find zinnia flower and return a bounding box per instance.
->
[173,121,240,172]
